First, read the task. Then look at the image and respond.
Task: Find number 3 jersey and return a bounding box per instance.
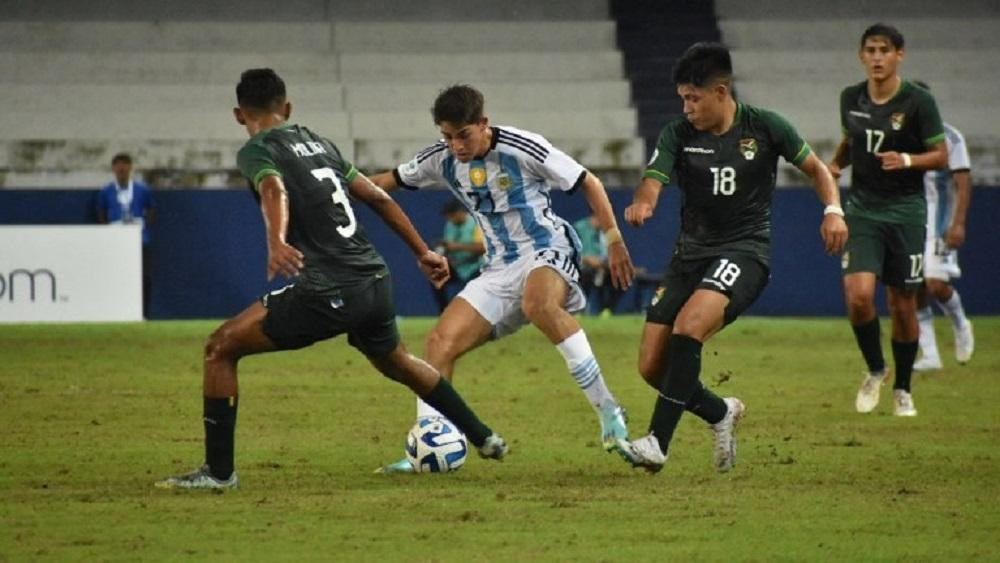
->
[840,79,945,225]
[643,103,811,265]
[394,125,585,271]
[237,123,386,293]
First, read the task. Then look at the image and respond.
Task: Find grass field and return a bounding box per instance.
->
[1,316,998,561]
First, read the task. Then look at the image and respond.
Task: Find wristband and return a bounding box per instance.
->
[901,153,912,168]
[823,204,845,217]
[604,227,624,246]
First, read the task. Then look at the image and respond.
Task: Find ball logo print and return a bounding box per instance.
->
[405,417,468,473]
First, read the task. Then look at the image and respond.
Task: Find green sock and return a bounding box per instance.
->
[851,317,885,373]
[648,334,703,454]
[687,382,727,425]
[420,378,492,447]
[892,340,918,392]
[204,396,238,480]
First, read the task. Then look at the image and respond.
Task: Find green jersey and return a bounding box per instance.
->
[237,123,386,293]
[643,103,811,265]
[840,79,945,225]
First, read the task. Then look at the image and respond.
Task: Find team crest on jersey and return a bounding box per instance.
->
[739,138,758,160]
[497,172,512,190]
[469,167,487,187]
[650,286,666,307]
[891,112,906,131]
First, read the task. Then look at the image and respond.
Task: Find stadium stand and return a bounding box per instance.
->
[0,0,643,188]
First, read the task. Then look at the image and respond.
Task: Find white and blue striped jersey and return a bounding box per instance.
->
[395,125,586,270]
[924,123,970,235]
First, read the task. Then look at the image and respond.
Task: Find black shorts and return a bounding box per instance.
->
[260,273,400,357]
[646,254,770,327]
[842,214,926,289]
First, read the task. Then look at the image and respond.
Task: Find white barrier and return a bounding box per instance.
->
[0,225,142,322]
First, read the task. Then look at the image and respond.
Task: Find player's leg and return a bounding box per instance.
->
[156,300,279,489]
[914,282,943,371]
[928,278,974,364]
[883,222,926,416]
[366,342,505,459]
[521,262,628,450]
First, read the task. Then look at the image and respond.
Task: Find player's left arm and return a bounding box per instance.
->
[580,171,635,290]
[347,172,450,288]
[946,169,972,248]
[798,153,848,255]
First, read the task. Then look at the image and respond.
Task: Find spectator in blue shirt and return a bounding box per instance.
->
[96,153,155,317]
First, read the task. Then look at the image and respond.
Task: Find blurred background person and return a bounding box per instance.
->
[96,152,155,318]
[573,212,624,316]
[433,199,485,312]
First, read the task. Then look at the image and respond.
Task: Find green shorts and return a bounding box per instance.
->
[842,215,926,289]
[260,273,400,357]
[646,253,770,327]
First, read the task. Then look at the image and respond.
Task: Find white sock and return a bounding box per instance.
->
[416,397,443,420]
[916,306,940,360]
[936,291,969,331]
[556,330,615,410]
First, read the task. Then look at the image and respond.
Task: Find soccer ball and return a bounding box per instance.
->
[405,417,468,473]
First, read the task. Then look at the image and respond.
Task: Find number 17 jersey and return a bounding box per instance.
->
[237,123,386,293]
[643,103,811,265]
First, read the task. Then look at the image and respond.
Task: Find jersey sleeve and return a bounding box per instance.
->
[395,142,448,190]
[916,90,946,148]
[322,138,359,183]
[946,126,971,172]
[237,141,281,190]
[761,109,812,166]
[642,122,682,185]
[515,133,586,192]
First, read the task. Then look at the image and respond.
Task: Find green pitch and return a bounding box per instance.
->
[2,317,997,560]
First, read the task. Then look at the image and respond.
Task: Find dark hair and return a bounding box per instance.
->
[442,199,466,216]
[861,23,904,50]
[432,85,484,125]
[111,152,132,166]
[912,79,930,91]
[236,68,287,111]
[672,42,733,88]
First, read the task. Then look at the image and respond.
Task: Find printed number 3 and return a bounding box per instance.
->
[311,167,357,238]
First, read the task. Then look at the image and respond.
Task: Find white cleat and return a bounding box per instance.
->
[913,355,943,372]
[855,370,888,413]
[712,397,745,472]
[893,389,918,417]
[154,464,238,490]
[477,433,508,461]
[955,321,974,364]
[617,434,667,474]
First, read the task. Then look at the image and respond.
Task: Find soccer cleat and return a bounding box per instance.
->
[374,457,414,475]
[617,434,667,474]
[154,464,238,490]
[477,433,508,461]
[598,400,629,451]
[893,389,918,417]
[955,321,974,364]
[912,355,943,372]
[711,397,745,472]
[855,370,888,413]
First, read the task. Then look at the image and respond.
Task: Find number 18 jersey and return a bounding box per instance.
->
[237,123,386,293]
[643,103,811,265]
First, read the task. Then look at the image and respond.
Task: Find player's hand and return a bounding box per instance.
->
[875,151,905,170]
[607,241,635,290]
[945,223,966,249]
[418,250,451,289]
[827,162,842,180]
[820,213,848,255]
[267,240,304,281]
[624,202,654,227]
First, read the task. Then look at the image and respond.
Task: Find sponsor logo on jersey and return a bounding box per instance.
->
[683,146,715,154]
[497,173,512,190]
[469,167,487,187]
[849,110,871,119]
[650,286,666,307]
[402,159,419,176]
[891,112,906,131]
[739,138,758,161]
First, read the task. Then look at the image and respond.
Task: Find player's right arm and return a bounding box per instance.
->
[828,137,850,180]
[347,172,450,288]
[626,123,678,227]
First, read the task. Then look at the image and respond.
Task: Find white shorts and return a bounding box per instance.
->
[456,247,586,339]
[924,197,961,281]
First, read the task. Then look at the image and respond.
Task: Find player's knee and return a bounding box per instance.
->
[927,279,951,301]
[637,358,662,389]
[521,294,557,324]
[426,328,459,364]
[204,326,237,363]
[845,291,875,317]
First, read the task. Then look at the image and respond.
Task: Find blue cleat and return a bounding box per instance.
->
[599,400,629,451]
[374,457,414,475]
